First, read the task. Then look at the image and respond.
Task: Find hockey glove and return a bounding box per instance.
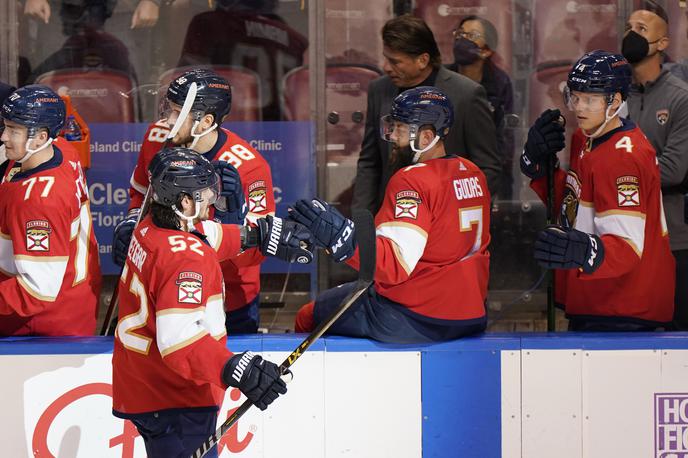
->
[288,198,356,262]
[534,225,605,273]
[520,109,565,179]
[112,208,139,267]
[222,351,288,411]
[212,160,248,225]
[243,215,314,264]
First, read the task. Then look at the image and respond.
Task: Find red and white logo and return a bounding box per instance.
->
[616,176,640,207]
[25,220,51,252]
[248,180,267,213]
[395,190,421,219]
[176,271,203,304]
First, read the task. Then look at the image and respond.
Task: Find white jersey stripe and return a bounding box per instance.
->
[202,294,226,339]
[156,307,208,357]
[594,212,646,256]
[376,222,428,275]
[15,256,69,301]
[199,220,222,251]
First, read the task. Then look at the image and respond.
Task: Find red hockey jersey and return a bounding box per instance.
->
[0,138,101,336]
[112,217,243,415]
[128,122,275,312]
[531,120,674,323]
[348,156,491,321]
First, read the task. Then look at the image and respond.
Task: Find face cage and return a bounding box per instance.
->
[380,114,418,144]
[159,98,205,126]
[563,86,614,113]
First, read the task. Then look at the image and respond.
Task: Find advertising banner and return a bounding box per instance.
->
[85,122,315,276]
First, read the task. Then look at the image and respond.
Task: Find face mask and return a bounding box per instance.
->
[622,30,661,64]
[453,37,482,65]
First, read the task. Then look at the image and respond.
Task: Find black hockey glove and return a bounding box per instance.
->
[288,198,356,262]
[534,225,605,273]
[112,208,139,267]
[212,160,247,225]
[243,215,314,264]
[520,109,565,179]
[222,351,288,411]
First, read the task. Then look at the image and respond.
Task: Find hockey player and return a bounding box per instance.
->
[0,85,101,336]
[113,68,274,334]
[112,147,311,458]
[520,50,674,330]
[291,87,491,343]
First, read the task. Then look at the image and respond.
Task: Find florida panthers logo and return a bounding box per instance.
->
[395,190,421,219]
[560,172,581,229]
[617,176,640,207]
[25,220,51,252]
[656,109,669,126]
[248,180,267,213]
[176,271,203,304]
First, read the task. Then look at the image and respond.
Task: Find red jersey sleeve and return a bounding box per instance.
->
[196,220,242,261]
[578,142,649,279]
[129,121,169,210]
[216,139,275,268]
[152,248,232,389]
[347,165,430,286]
[0,194,71,317]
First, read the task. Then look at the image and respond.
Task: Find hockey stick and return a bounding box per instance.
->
[100,187,153,335]
[546,115,566,331]
[100,83,199,336]
[191,209,376,458]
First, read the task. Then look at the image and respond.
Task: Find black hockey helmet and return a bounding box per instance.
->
[166,68,232,124]
[149,147,220,207]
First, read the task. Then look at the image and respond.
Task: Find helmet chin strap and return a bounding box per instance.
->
[583,101,625,139]
[17,137,53,164]
[188,121,218,150]
[409,134,440,163]
[173,200,201,231]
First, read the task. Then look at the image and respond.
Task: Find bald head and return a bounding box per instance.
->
[628,9,668,38]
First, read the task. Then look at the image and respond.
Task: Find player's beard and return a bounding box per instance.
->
[389,143,415,172]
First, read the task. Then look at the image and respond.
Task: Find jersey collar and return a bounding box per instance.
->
[11,145,64,181]
[202,127,227,163]
[590,117,636,150]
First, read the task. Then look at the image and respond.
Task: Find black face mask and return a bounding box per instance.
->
[453,37,482,65]
[622,30,661,64]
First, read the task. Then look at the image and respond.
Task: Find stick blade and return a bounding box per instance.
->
[351,209,375,284]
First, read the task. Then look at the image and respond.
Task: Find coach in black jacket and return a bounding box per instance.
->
[352,15,500,214]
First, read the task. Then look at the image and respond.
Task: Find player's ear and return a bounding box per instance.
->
[418,126,435,148]
[179,194,194,214]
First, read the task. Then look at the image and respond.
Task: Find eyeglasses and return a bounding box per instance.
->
[452,29,483,42]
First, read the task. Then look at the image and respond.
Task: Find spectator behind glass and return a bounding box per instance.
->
[352,14,500,215]
[177,0,308,120]
[24,0,158,29]
[26,0,138,84]
[623,2,688,330]
[448,15,514,201]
